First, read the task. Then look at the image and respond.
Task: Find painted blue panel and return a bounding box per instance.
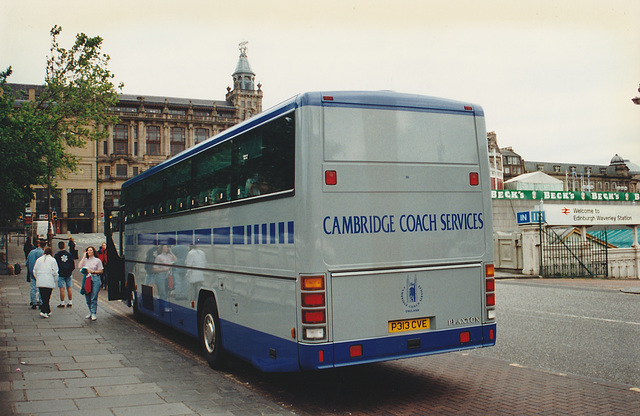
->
[278,222,285,244]
[232,226,245,245]
[270,223,276,244]
[245,225,252,245]
[177,230,194,245]
[220,319,300,372]
[133,291,496,372]
[158,231,176,245]
[213,227,231,245]
[287,221,294,244]
[299,325,494,370]
[194,228,211,245]
[261,223,268,244]
[254,224,260,245]
[138,233,157,245]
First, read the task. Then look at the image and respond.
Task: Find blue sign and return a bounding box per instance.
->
[516,211,545,225]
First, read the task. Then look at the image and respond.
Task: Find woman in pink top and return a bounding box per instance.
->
[78,246,103,321]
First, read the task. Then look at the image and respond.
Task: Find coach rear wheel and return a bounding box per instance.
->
[200,297,226,369]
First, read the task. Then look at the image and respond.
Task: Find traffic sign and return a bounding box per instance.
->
[516,211,545,225]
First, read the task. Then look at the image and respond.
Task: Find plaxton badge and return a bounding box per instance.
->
[448,316,481,326]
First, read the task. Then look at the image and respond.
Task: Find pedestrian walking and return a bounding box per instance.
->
[33,247,58,318]
[23,237,33,261]
[54,241,75,308]
[78,246,103,321]
[97,242,108,289]
[25,240,45,309]
[68,237,78,259]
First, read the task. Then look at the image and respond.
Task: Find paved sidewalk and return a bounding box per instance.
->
[0,247,295,415]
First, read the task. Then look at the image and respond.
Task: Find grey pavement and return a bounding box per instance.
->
[0,234,296,416]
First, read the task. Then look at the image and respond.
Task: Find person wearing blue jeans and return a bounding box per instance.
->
[26,240,46,309]
[78,246,103,321]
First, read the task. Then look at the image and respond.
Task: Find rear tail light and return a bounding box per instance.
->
[470,172,479,186]
[486,293,495,307]
[300,274,327,343]
[325,170,337,186]
[302,275,325,290]
[485,264,496,321]
[350,345,363,357]
[302,309,326,324]
[302,292,325,307]
[485,264,495,277]
[460,331,471,343]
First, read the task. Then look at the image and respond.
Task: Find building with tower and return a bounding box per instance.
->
[13,42,263,234]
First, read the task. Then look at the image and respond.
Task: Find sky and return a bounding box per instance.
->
[2,0,639,166]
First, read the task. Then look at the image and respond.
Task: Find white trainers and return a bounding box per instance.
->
[91,314,97,321]
[40,312,49,318]
[85,314,92,319]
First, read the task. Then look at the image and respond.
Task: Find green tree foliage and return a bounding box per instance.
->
[0,68,49,226]
[0,25,122,227]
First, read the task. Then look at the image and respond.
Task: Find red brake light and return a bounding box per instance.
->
[323,95,334,101]
[349,345,363,357]
[302,309,326,324]
[486,278,495,292]
[325,170,337,186]
[301,292,325,307]
[470,172,479,186]
[486,293,496,307]
[464,106,473,111]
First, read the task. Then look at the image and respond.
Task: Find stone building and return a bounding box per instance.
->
[13,43,262,234]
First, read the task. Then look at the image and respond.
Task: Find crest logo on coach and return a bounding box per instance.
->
[401,274,423,312]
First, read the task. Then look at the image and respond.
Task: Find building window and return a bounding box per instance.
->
[67,189,91,217]
[537,165,544,171]
[553,165,561,173]
[104,190,121,208]
[585,167,592,175]
[35,188,61,217]
[169,109,186,116]
[133,167,139,177]
[171,127,185,155]
[113,124,128,155]
[600,168,607,175]
[195,128,209,144]
[116,164,127,178]
[147,108,161,114]
[103,166,111,179]
[147,126,161,155]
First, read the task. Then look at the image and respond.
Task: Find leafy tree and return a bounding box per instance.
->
[0,25,122,229]
[0,68,49,227]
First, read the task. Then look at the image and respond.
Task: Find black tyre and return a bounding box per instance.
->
[200,297,226,369]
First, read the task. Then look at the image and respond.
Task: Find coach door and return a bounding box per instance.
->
[104,206,129,303]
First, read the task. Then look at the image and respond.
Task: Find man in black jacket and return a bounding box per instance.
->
[54,241,75,308]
